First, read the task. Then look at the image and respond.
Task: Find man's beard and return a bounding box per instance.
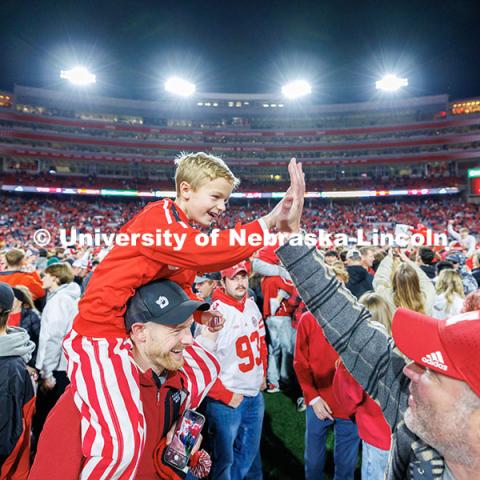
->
[161,355,184,371]
[152,347,185,372]
[404,392,475,467]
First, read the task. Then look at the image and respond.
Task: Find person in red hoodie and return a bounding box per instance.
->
[62,153,305,479]
[294,310,360,480]
[333,291,393,480]
[30,279,219,480]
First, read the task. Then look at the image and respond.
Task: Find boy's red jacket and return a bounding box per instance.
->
[74,198,267,337]
[294,312,349,419]
[333,362,392,450]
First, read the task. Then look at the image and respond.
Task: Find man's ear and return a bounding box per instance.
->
[179,181,193,201]
[130,323,147,342]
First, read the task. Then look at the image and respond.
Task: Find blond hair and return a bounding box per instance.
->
[436,269,464,306]
[174,152,240,196]
[358,292,394,335]
[331,261,349,283]
[5,248,25,267]
[392,263,426,314]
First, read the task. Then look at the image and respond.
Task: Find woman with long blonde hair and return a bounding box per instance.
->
[432,269,465,319]
[373,250,435,315]
[392,263,427,314]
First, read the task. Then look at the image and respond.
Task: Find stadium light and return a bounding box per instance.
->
[376,74,408,92]
[281,80,312,99]
[60,66,96,86]
[164,76,196,97]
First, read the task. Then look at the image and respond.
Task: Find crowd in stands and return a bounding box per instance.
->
[0,169,462,193]
[1,193,479,250]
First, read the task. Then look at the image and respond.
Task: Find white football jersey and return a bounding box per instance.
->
[198,297,265,397]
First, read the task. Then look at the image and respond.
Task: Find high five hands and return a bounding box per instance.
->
[263,158,305,233]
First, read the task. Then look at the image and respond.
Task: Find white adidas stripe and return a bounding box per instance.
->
[421,350,448,371]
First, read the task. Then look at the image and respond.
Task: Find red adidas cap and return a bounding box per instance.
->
[220,261,250,280]
[392,308,480,397]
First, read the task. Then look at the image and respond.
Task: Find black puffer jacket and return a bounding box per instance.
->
[346,265,374,299]
[19,307,41,366]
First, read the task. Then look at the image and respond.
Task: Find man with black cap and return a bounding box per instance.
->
[0,282,35,477]
[194,272,220,303]
[345,248,374,299]
[444,250,478,295]
[277,241,480,480]
[30,279,220,480]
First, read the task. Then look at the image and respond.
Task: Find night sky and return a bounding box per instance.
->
[2,0,480,103]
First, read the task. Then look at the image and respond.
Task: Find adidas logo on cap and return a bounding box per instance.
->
[421,351,448,371]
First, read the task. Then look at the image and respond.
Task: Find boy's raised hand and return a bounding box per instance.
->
[264,158,305,233]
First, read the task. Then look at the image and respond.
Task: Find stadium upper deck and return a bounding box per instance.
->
[0,85,479,190]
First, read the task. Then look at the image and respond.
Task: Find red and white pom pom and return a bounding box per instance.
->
[189,449,212,478]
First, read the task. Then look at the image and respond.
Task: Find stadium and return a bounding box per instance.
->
[1,84,479,249]
[1,2,480,478]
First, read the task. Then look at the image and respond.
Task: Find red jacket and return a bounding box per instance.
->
[74,198,267,338]
[333,362,391,450]
[0,397,35,480]
[0,271,44,300]
[294,312,349,419]
[261,276,296,318]
[30,368,189,480]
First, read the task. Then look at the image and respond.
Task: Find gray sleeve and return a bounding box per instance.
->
[252,258,291,280]
[276,242,409,429]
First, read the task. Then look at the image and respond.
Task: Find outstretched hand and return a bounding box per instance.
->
[200,309,225,332]
[264,158,305,233]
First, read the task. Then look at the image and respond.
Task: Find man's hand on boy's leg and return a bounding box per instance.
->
[263,158,305,233]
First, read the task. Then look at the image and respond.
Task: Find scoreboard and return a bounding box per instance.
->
[469,168,480,195]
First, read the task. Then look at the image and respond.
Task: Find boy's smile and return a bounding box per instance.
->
[177,177,233,226]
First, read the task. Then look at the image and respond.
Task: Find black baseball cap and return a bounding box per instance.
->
[125,279,210,331]
[0,282,14,313]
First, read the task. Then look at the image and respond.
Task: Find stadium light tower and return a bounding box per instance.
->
[281,80,312,99]
[60,66,96,86]
[164,76,196,97]
[376,74,408,92]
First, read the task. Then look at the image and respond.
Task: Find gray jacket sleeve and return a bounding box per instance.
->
[277,242,410,429]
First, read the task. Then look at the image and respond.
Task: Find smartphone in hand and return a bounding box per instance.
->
[164,409,205,470]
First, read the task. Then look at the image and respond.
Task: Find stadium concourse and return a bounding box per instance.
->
[1,83,480,480]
